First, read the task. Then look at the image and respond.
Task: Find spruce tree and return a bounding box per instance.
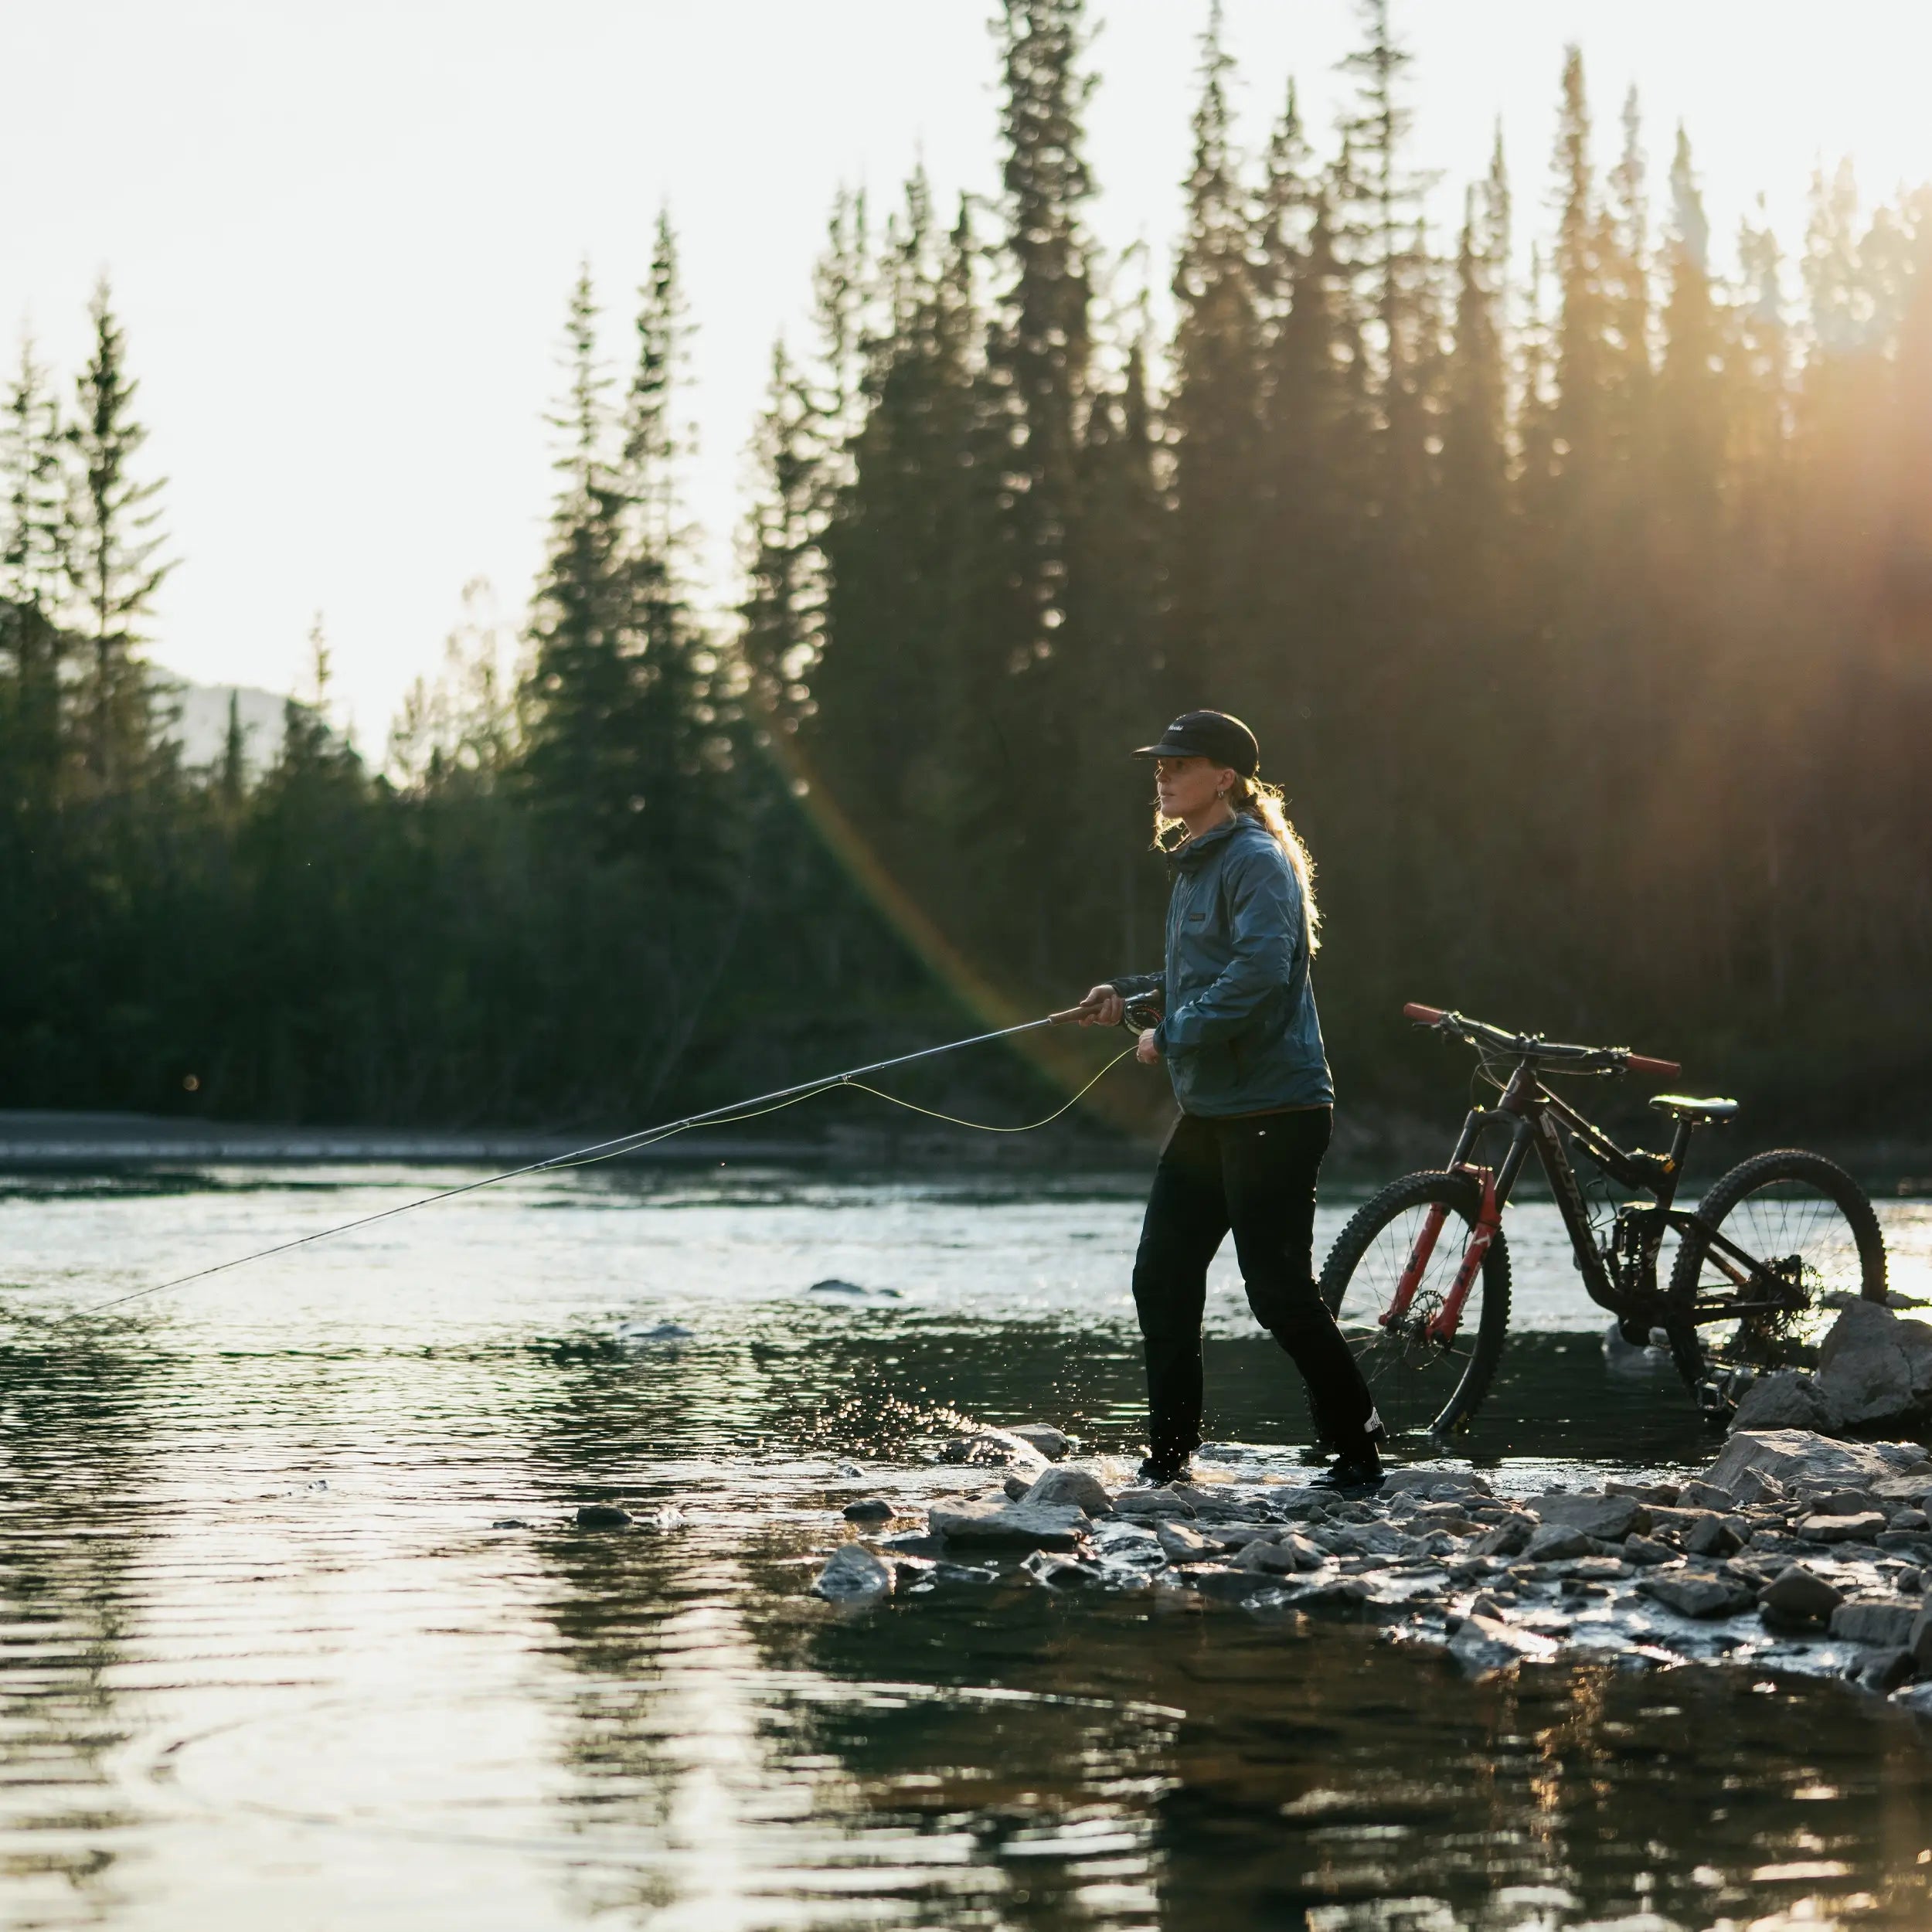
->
[1658,125,1723,521]
[519,265,636,850]
[68,278,172,791]
[1549,47,1607,491]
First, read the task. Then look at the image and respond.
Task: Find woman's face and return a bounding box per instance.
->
[1154,755,1236,822]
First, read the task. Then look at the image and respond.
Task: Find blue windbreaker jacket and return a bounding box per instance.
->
[1110,815,1333,1117]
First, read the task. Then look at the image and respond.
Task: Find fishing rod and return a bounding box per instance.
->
[70,1005,1139,1319]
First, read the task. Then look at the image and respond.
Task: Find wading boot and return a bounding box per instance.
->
[1136,1454,1190,1488]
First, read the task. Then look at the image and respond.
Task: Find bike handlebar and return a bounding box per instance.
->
[1403,1002,1681,1078]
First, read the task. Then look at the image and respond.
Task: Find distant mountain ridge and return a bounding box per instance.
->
[155,672,294,776]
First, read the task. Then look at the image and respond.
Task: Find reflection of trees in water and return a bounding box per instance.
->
[0,1316,165,1921]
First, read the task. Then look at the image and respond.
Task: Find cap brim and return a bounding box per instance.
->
[1131,740,1189,759]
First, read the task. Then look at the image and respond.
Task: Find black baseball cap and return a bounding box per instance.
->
[1131,709,1260,777]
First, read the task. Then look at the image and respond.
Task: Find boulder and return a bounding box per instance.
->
[1797,1510,1887,1545]
[1730,1372,1838,1435]
[1623,1536,1675,1567]
[1022,1467,1114,1516]
[1831,1598,1918,1648]
[929,1499,1088,1551]
[1529,1492,1645,1540]
[1009,1424,1070,1461]
[1638,1572,1755,1618]
[1522,1524,1593,1563]
[813,1543,893,1604]
[842,1498,896,1526]
[1709,1429,1908,1495]
[1910,1597,1932,1670]
[1816,1300,1920,1426]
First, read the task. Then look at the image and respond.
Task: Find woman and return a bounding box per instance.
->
[1070,709,1384,1492]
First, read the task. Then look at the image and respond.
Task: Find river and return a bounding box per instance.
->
[2,1163,1930,1930]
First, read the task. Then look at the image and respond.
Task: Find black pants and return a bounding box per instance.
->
[1131,1107,1376,1467]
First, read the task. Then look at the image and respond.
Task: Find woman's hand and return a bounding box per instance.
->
[1067,984,1123,1028]
[1135,1027,1162,1065]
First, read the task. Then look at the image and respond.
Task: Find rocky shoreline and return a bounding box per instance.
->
[809,1423,1932,1716]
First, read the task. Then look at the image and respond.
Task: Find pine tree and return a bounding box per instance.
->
[68,278,172,790]
[1658,125,1723,521]
[1335,0,1435,508]
[1548,47,1607,490]
[617,212,729,866]
[1601,86,1653,468]
[518,264,636,849]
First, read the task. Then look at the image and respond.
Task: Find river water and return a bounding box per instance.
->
[2,1162,1931,1931]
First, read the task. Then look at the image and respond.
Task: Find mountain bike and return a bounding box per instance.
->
[1318,1003,1887,1443]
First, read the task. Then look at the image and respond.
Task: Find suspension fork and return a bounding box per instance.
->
[1379,1165,1502,1342]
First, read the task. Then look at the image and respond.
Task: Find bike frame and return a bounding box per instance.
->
[1383,1058,1801,1342]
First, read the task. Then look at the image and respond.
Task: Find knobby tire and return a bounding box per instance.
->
[1319,1169,1512,1444]
[1663,1148,1887,1419]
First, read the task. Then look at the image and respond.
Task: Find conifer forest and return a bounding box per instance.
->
[5,0,1931,1138]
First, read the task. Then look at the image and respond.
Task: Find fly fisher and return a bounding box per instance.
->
[1068,709,1386,1493]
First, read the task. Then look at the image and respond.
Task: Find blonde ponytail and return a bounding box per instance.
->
[1233,777,1323,954]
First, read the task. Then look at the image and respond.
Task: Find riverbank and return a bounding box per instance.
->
[5,1102,1931,1188]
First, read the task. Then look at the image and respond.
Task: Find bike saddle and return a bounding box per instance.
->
[1648,1094,1740,1121]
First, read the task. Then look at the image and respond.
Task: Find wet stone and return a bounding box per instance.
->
[1685,1513,1745,1559]
[1022,1548,1098,1589]
[812,1543,893,1604]
[1757,1563,1845,1629]
[575,1504,632,1530]
[879,1530,947,1560]
[929,1499,1088,1551]
[1798,1510,1887,1544]
[1471,1516,1532,1557]
[1830,1598,1918,1648]
[1021,1466,1113,1516]
[1638,1573,1754,1619]
[1522,1524,1592,1563]
[1156,1520,1222,1563]
[1624,1536,1675,1567]
[1530,1492,1645,1541]
[842,1498,896,1525]
[1009,1424,1070,1461]
[1112,1488,1196,1521]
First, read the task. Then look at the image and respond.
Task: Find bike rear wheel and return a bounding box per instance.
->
[1663,1148,1887,1417]
[1319,1170,1512,1446]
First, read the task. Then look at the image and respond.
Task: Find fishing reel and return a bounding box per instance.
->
[1121,994,1165,1032]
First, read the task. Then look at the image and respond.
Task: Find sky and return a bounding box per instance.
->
[5,0,1932,747]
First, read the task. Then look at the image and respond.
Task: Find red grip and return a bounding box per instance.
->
[1403,1002,1445,1024]
[1624,1053,1681,1078]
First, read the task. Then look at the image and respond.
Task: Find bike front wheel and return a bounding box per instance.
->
[1319,1169,1512,1447]
[1663,1148,1887,1413]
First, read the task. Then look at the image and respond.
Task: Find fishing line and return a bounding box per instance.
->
[68,1013,1132,1319]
